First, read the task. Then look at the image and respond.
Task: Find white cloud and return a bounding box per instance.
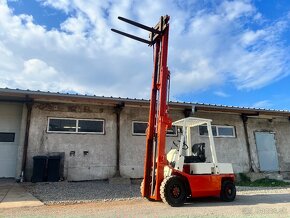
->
[23,59,57,77]
[251,100,272,109]
[219,0,255,20]
[240,30,266,46]
[214,91,230,98]
[0,0,289,100]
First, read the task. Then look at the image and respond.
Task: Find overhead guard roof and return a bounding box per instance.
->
[172,117,212,127]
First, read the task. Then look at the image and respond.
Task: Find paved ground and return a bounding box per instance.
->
[1,180,290,217]
[0,179,43,209]
[1,193,290,218]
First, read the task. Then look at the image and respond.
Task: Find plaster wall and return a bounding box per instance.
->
[246,117,290,177]
[119,107,184,178]
[26,101,290,181]
[26,103,117,181]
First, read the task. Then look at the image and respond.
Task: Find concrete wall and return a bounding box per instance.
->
[26,103,117,181]
[246,117,290,178]
[119,109,253,177]
[25,101,290,181]
[119,107,184,178]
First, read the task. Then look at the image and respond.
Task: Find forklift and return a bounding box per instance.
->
[112,15,236,207]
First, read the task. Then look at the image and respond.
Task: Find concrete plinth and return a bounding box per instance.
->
[109,177,131,185]
[246,172,284,182]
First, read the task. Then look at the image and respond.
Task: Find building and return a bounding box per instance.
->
[0,88,290,181]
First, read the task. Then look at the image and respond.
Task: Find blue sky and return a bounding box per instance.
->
[1,0,290,110]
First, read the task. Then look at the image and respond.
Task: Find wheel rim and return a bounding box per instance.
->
[226,187,232,196]
[171,185,181,198]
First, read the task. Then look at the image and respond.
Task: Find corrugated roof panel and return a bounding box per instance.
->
[0,87,289,114]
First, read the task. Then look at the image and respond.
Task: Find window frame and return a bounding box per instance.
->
[47,117,105,134]
[132,121,148,136]
[132,121,178,137]
[198,124,236,138]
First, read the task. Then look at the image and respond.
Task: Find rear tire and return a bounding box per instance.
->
[220,180,236,202]
[160,175,187,207]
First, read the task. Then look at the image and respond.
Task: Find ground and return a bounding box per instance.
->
[1,195,290,218]
[0,181,290,218]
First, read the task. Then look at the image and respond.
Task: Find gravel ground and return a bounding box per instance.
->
[22,180,290,205]
[22,180,142,205]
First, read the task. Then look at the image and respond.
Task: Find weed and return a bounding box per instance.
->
[236,174,290,187]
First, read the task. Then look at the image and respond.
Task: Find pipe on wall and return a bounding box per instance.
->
[114,102,125,177]
[20,102,33,181]
[241,114,254,172]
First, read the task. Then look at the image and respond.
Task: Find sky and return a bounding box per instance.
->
[0,0,290,110]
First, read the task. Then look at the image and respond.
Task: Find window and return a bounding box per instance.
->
[218,126,235,137]
[48,118,104,134]
[132,121,177,136]
[132,121,147,135]
[0,133,15,142]
[166,126,178,136]
[48,119,76,132]
[199,125,217,136]
[78,120,104,133]
[199,125,235,138]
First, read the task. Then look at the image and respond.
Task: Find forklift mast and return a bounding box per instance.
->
[112,15,171,200]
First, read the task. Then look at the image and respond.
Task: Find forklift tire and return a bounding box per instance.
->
[160,175,187,207]
[140,179,155,201]
[220,180,236,202]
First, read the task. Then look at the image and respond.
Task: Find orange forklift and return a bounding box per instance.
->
[112,15,236,207]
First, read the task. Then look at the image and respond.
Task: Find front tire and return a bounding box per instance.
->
[160,175,187,207]
[220,180,236,202]
[140,179,155,201]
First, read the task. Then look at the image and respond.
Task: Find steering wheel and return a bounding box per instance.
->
[172,140,178,148]
[173,140,188,150]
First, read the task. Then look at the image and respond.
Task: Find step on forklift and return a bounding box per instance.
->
[112,15,236,207]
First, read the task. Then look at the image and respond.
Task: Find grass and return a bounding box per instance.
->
[236,173,290,187]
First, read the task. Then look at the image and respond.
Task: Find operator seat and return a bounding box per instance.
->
[184,143,206,163]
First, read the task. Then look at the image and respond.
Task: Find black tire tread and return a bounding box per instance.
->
[160,176,172,205]
[160,175,186,207]
[220,180,236,202]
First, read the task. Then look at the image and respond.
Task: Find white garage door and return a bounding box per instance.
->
[0,103,23,178]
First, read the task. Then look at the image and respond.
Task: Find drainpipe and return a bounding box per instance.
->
[241,114,254,172]
[20,101,33,182]
[184,107,194,117]
[114,102,124,177]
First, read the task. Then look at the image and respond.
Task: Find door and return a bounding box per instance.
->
[0,103,23,178]
[255,132,279,172]
[0,133,18,177]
